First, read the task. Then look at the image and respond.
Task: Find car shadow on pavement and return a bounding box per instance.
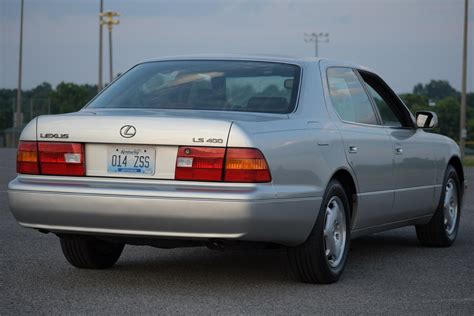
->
[116,247,294,283]
[51,228,429,288]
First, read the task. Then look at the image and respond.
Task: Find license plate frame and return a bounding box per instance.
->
[107,146,156,175]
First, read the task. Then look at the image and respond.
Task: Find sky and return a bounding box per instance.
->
[0,0,473,93]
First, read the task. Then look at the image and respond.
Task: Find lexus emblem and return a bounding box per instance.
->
[120,125,136,138]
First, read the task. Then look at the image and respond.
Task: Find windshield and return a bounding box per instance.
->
[87,60,301,114]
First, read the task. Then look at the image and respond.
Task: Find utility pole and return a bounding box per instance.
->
[100,11,120,83]
[15,0,24,128]
[98,0,104,92]
[460,0,469,159]
[108,21,113,82]
[304,32,329,57]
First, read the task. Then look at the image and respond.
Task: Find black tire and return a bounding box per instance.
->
[416,165,461,247]
[60,235,124,269]
[288,179,351,284]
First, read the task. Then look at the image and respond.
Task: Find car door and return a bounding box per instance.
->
[324,67,395,229]
[358,70,438,220]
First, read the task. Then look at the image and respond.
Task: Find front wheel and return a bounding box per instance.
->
[60,235,124,269]
[288,179,351,284]
[416,165,461,247]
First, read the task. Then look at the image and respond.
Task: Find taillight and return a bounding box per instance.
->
[38,142,85,176]
[175,147,225,181]
[17,141,39,174]
[16,141,85,176]
[175,146,271,183]
[224,148,271,183]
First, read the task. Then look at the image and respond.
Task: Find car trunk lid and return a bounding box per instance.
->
[37,110,232,146]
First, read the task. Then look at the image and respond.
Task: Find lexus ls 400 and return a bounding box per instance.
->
[8,56,465,284]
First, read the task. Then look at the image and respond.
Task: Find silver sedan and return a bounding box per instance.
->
[8,55,465,284]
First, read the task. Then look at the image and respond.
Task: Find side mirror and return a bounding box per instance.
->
[416,111,438,129]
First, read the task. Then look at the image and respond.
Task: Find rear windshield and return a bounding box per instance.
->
[87,60,301,114]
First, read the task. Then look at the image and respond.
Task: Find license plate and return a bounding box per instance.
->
[107,146,155,175]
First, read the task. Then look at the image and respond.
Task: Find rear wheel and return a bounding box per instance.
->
[60,235,124,269]
[288,179,351,284]
[416,165,461,247]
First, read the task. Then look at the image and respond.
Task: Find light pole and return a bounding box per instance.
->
[100,11,120,83]
[98,0,104,92]
[459,0,469,159]
[304,32,329,57]
[15,0,24,128]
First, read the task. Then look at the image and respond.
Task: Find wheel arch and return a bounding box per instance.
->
[330,168,358,226]
[447,155,465,200]
[299,167,359,245]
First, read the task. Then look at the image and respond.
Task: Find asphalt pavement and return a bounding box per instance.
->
[1,148,473,314]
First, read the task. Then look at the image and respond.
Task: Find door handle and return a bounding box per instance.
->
[395,147,403,155]
[348,146,358,154]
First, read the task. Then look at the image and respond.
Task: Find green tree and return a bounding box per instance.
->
[27,82,53,99]
[400,93,429,114]
[412,80,458,101]
[50,82,97,114]
[0,88,16,130]
[435,96,460,139]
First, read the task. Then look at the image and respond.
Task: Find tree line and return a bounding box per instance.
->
[0,80,473,143]
[0,82,96,132]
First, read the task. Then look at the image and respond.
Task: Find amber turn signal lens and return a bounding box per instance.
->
[17,141,39,174]
[224,148,271,183]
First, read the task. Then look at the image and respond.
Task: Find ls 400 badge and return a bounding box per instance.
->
[40,133,69,139]
[192,138,224,144]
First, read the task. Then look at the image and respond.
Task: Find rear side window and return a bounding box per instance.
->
[87,61,301,114]
[327,67,378,125]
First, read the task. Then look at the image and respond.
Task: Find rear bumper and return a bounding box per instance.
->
[7,175,321,246]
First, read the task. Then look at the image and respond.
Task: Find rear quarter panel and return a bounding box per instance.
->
[19,118,37,141]
[227,61,352,239]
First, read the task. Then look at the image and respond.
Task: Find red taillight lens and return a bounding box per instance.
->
[224,148,271,183]
[175,146,271,183]
[175,147,225,181]
[38,142,85,176]
[17,141,39,174]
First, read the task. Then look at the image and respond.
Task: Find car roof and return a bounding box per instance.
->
[140,54,371,71]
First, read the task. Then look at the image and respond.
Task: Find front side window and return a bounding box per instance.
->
[87,61,301,114]
[327,67,378,125]
[359,70,413,128]
[364,84,402,127]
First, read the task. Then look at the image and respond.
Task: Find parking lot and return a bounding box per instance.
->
[1,147,473,314]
